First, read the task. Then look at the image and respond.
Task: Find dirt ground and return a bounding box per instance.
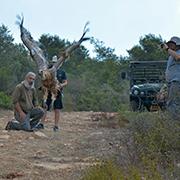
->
[0,109,128,180]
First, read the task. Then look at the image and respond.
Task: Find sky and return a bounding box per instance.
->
[0,0,180,57]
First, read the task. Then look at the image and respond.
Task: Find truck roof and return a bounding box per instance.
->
[130,60,167,87]
[130,60,167,64]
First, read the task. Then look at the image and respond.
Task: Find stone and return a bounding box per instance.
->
[34,132,47,138]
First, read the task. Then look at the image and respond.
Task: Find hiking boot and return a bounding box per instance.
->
[25,129,34,132]
[5,120,33,132]
[34,123,44,130]
[5,119,20,130]
[5,121,13,130]
[53,126,59,132]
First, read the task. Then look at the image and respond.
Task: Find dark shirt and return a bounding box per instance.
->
[56,69,67,84]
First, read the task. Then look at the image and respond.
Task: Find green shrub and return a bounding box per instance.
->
[82,160,124,180]
[82,160,163,180]
[82,112,180,179]
[128,112,180,178]
[0,91,12,109]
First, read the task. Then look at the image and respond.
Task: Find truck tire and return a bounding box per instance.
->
[130,100,141,111]
[145,105,151,112]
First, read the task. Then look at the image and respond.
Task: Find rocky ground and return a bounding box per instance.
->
[0,109,128,180]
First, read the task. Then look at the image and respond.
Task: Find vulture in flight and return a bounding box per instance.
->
[16,15,90,100]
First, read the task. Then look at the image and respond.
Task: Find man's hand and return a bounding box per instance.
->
[59,83,63,88]
[161,43,169,51]
[57,83,63,91]
[59,80,68,90]
[14,102,26,122]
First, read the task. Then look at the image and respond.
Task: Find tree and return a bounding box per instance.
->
[127,34,168,61]
[0,24,129,111]
[39,34,66,61]
[0,25,36,94]
[90,37,119,61]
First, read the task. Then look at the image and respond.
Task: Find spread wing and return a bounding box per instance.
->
[16,15,48,72]
[53,21,90,70]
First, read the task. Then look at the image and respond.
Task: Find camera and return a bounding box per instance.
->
[160,43,165,49]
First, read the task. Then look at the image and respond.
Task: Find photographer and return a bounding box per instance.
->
[161,36,180,120]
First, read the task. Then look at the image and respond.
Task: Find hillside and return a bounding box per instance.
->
[0,109,127,180]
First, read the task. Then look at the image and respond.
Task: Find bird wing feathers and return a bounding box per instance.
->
[16,15,48,72]
[54,21,90,70]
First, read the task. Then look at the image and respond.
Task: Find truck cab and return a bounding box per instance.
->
[129,61,167,111]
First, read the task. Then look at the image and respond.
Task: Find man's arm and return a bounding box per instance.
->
[12,85,26,121]
[162,43,180,60]
[14,102,26,122]
[60,80,68,88]
[32,88,39,107]
[167,48,180,61]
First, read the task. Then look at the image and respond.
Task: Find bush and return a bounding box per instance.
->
[128,112,180,179]
[0,91,12,109]
[82,160,124,180]
[82,160,163,180]
[82,112,180,180]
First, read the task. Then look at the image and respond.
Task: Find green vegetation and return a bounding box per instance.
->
[0,23,179,179]
[82,112,180,179]
[0,25,36,94]
[82,160,124,180]
[82,160,163,180]
[129,112,180,178]
[0,23,168,110]
[0,91,12,109]
[127,34,168,61]
[0,24,168,111]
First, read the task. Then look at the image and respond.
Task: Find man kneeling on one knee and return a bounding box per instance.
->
[6,72,44,131]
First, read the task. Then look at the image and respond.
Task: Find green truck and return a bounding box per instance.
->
[129,61,167,111]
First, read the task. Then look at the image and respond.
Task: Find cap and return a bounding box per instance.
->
[52,55,58,63]
[167,36,180,46]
